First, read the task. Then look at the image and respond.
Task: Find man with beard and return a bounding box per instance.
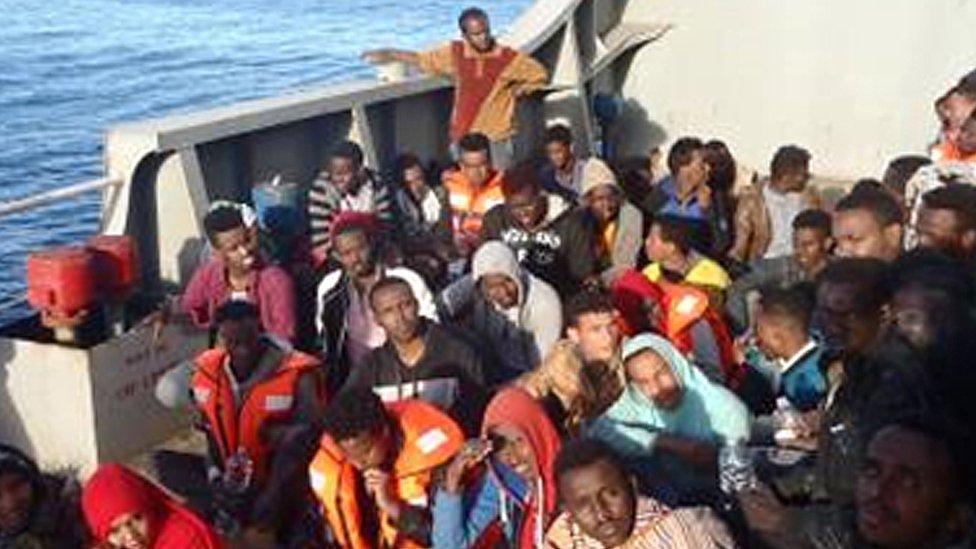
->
[546,439,736,548]
[345,276,487,434]
[916,183,976,265]
[316,213,437,390]
[742,417,976,549]
[363,7,548,168]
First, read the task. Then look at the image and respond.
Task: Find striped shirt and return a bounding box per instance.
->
[545,497,737,548]
[306,168,394,256]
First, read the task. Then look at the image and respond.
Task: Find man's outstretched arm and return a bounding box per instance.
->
[362,48,421,66]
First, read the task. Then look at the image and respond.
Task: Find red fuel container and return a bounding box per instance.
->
[26,246,98,323]
[87,235,139,300]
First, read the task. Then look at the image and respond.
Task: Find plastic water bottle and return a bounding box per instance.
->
[718,442,757,494]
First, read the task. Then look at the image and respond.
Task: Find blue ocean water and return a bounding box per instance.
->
[0,0,531,320]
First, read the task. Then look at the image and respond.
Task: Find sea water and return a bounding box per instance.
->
[0,0,531,320]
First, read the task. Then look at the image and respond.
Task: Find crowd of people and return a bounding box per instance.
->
[5,6,976,549]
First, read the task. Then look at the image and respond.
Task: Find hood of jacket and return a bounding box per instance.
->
[471,240,527,311]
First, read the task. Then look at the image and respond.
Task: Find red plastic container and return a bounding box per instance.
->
[26,246,98,323]
[87,235,139,300]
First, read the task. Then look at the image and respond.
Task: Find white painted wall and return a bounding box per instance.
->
[616,0,976,179]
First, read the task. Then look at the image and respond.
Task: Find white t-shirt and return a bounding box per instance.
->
[763,185,804,259]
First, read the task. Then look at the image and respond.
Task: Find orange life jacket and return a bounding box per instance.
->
[191,346,321,486]
[308,400,464,549]
[933,137,976,163]
[443,169,505,238]
[612,270,743,387]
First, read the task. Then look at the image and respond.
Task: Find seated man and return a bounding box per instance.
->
[0,444,87,548]
[308,140,395,262]
[587,334,751,499]
[833,186,904,263]
[309,387,464,548]
[441,132,506,257]
[646,137,722,253]
[345,276,487,434]
[392,153,455,286]
[517,291,625,433]
[612,270,740,388]
[438,241,562,383]
[812,259,892,506]
[166,201,296,343]
[905,111,976,247]
[579,158,644,285]
[481,161,596,296]
[317,212,437,391]
[545,439,736,548]
[643,214,731,302]
[740,416,975,549]
[539,124,586,201]
[726,208,833,333]
[881,154,931,205]
[190,301,324,535]
[916,183,976,264]
[747,285,827,421]
[730,144,820,262]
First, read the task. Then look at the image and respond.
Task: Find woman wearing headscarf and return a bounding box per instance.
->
[432,387,562,548]
[586,334,751,501]
[82,464,224,549]
[0,444,87,549]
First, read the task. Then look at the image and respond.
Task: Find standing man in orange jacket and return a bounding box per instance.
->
[190,300,325,540]
[309,387,464,548]
[363,7,548,169]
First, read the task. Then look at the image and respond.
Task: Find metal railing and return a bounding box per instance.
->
[0,177,121,219]
[0,177,122,316]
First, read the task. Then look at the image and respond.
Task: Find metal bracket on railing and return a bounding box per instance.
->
[0,177,122,219]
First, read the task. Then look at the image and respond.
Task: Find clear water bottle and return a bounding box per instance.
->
[718,442,757,494]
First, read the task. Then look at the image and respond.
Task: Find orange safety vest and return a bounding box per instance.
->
[443,169,505,238]
[612,270,742,386]
[191,347,321,486]
[308,400,464,549]
[656,282,742,388]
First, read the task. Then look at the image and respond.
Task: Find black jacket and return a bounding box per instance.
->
[480,194,596,296]
[344,321,487,434]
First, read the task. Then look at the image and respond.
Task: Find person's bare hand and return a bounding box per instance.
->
[776,409,821,451]
[363,468,400,519]
[697,183,713,209]
[738,482,789,534]
[733,336,750,365]
[362,49,393,64]
[444,439,492,493]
